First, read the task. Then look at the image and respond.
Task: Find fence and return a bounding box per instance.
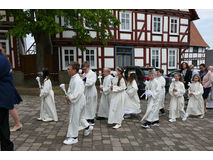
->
[20,54,59,82]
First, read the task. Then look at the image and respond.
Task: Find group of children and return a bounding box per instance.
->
[141,70,204,128]
[36,61,205,145]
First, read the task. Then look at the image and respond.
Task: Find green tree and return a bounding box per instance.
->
[2,9,120,71]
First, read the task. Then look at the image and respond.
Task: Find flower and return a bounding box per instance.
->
[59,84,67,96]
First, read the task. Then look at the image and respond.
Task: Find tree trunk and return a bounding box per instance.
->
[34,32,53,72]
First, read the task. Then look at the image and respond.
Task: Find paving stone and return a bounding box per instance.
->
[10,95,213,151]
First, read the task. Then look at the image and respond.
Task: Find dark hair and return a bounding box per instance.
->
[69,61,80,72]
[82,61,90,68]
[158,69,164,75]
[127,72,137,85]
[174,72,184,82]
[116,67,124,86]
[181,62,189,70]
[42,68,49,81]
[199,64,206,68]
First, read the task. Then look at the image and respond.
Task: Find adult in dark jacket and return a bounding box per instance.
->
[181,62,192,90]
[0,49,14,151]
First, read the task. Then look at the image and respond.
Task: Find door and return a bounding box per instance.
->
[115,47,133,67]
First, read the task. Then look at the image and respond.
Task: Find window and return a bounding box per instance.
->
[62,47,76,70]
[120,12,132,32]
[152,15,162,34]
[168,49,176,68]
[151,49,160,68]
[170,17,179,35]
[193,47,199,53]
[64,18,70,26]
[83,48,97,69]
[61,17,72,28]
[192,60,197,67]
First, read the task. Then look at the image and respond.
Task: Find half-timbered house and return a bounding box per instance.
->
[0,10,26,71]
[180,21,209,68]
[52,9,204,74]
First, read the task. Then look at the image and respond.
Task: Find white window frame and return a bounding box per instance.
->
[168,49,177,69]
[61,17,72,29]
[119,11,132,32]
[0,39,9,55]
[152,15,162,34]
[170,17,179,35]
[62,47,76,70]
[151,48,161,68]
[0,30,10,55]
[83,47,97,69]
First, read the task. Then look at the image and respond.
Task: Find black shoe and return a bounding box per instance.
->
[141,121,151,129]
[141,123,150,129]
[96,117,106,120]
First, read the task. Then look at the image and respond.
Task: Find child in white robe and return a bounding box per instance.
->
[156,69,166,116]
[97,68,113,120]
[108,67,126,129]
[124,71,141,117]
[186,74,204,118]
[141,70,161,129]
[63,62,93,145]
[169,72,187,122]
[81,61,98,126]
[37,68,58,122]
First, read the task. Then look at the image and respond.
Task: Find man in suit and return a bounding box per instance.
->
[0,49,14,151]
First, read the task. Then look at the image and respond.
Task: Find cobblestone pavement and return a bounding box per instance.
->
[10,94,213,151]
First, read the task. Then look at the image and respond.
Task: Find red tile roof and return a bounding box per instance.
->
[190,21,209,47]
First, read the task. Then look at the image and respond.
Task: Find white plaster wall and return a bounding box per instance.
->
[138,13,145,20]
[169,36,178,42]
[152,35,162,41]
[135,59,144,66]
[137,22,144,30]
[181,19,188,25]
[63,31,76,38]
[120,33,131,40]
[146,48,149,64]
[99,58,102,68]
[104,47,114,56]
[98,47,101,57]
[162,49,167,63]
[180,26,187,33]
[135,48,144,57]
[104,58,114,68]
[164,16,168,32]
[163,33,168,42]
[147,15,151,31]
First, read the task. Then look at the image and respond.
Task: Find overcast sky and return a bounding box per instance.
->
[26,9,213,50]
[194,9,213,49]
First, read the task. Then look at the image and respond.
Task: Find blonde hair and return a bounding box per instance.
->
[148,70,155,76]
[174,72,184,82]
[82,61,90,68]
[189,64,194,70]
[104,67,111,73]
[192,74,201,83]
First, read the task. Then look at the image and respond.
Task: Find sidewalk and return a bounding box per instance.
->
[10,95,213,151]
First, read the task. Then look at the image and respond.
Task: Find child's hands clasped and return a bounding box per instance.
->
[173,88,177,92]
[65,96,71,105]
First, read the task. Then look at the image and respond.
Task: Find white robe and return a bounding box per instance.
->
[66,74,89,138]
[108,77,126,124]
[186,82,204,116]
[98,74,113,118]
[141,79,161,122]
[124,80,141,114]
[156,76,166,110]
[40,79,58,121]
[169,81,186,119]
[84,70,98,120]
